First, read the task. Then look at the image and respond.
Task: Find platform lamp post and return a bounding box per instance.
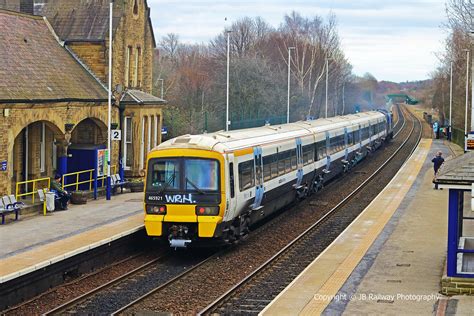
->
[325,56,332,119]
[287,46,295,124]
[157,78,164,99]
[464,49,470,152]
[106,0,113,200]
[449,60,453,141]
[226,29,232,131]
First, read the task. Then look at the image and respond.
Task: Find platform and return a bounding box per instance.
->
[0,192,144,284]
[261,139,460,315]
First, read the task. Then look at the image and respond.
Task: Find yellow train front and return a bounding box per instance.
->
[144,147,227,248]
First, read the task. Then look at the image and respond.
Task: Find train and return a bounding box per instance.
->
[143,110,393,248]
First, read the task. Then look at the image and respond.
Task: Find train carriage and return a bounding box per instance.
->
[144,111,392,248]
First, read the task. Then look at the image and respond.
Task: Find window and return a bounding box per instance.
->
[136,46,142,87]
[239,160,254,191]
[229,163,235,198]
[147,159,180,190]
[133,0,138,15]
[329,135,345,155]
[134,46,139,87]
[147,116,151,153]
[153,115,158,147]
[140,117,145,170]
[316,141,326,160]
[125,46,132,87]
[290,149,297,170]
[40,122,45,172]
[124,117,133,169]
[302,145,314,165]
[278,150,292,175]
[185,159,219,191]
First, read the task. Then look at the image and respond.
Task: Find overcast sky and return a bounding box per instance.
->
[147,0,447,83]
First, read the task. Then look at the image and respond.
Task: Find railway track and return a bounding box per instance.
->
[112,105,419,315]
[198,105,421,315]
[41,249,215,315]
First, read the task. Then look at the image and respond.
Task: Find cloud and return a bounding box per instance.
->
[147,0,447,81]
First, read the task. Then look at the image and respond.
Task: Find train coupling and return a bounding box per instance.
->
[169,238,192,248]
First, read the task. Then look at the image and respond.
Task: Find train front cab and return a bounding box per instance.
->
[143,148,226,247]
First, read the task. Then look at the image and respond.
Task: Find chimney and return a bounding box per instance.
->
[20,0,34,15]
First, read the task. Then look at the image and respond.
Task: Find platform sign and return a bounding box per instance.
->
[111,129,121,141]
[466,133,474,151]
[1,160,6,171]
[161,127,168,135]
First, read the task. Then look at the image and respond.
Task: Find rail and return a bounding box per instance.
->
[62,165,118,191]
[198,105,423,315]
[15,177,51,204]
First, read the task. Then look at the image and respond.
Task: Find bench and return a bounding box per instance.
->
[111,174,129,194]
[1,195,23,224]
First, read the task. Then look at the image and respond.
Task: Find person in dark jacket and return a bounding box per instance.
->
[50,174,70,210]
[431,151,445,190]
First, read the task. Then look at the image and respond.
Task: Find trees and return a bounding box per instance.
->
[155,12,373,137]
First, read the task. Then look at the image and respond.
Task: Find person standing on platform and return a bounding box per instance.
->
[50,174,71,210]
[431,151,445,190]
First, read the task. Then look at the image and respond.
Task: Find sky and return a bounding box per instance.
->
[147,0,447,83]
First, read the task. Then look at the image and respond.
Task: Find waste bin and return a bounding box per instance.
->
[46,192,56,212]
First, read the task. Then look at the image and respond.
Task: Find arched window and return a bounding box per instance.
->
[133,0,138,15]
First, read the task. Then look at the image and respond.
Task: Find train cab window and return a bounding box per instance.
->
[147,159,181,190]
[185,159,219,191]
[238,160,254,191]
[229,162,235,198]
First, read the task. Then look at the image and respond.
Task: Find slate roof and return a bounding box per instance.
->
[435,151,474,186]
[36,0,124,42]
[121,89,166,105]
[0,9,107,102]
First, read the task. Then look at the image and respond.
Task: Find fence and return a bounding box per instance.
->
[452,127,466,150]
[230,116,287,130]
[62,165,117,191]
[15,177,51,204]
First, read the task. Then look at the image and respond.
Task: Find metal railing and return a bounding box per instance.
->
[15,177,51,204]
[62,169,95,191]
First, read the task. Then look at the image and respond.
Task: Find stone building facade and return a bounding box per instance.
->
[0,0,165,196]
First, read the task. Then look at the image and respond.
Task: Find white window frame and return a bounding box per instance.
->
[52,138,57,170]
[140,116,145,170]
[154,115,158,147]
[40,122,45,172]
[147,115,152,153]
[123,116,133,170]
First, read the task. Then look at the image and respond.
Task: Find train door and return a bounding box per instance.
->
[358,124,362,152]
[225,153,238,221]
[252,147,264,210]
[295,138,303,188]
[324,131,331,173]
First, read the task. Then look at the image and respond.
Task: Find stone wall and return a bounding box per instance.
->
[68,42,107,83]
[0,102,119,195]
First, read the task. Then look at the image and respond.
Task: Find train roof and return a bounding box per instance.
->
[154,111,386,154]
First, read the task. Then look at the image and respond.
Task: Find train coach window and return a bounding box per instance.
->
[353,130,360,143]
[316,141,326,160]
[263,155,272,181]
[238,160,254,191]
[290,149,297,171]
[302,145,314,165]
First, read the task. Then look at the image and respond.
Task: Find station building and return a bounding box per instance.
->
[0,0,165,196]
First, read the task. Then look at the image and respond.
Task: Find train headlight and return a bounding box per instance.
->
[195,206,219,216]
[146,204,166,215]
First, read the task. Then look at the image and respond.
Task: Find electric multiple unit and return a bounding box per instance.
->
[144,110,393,248]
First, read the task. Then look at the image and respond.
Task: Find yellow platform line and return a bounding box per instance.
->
[261,139,432,316]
